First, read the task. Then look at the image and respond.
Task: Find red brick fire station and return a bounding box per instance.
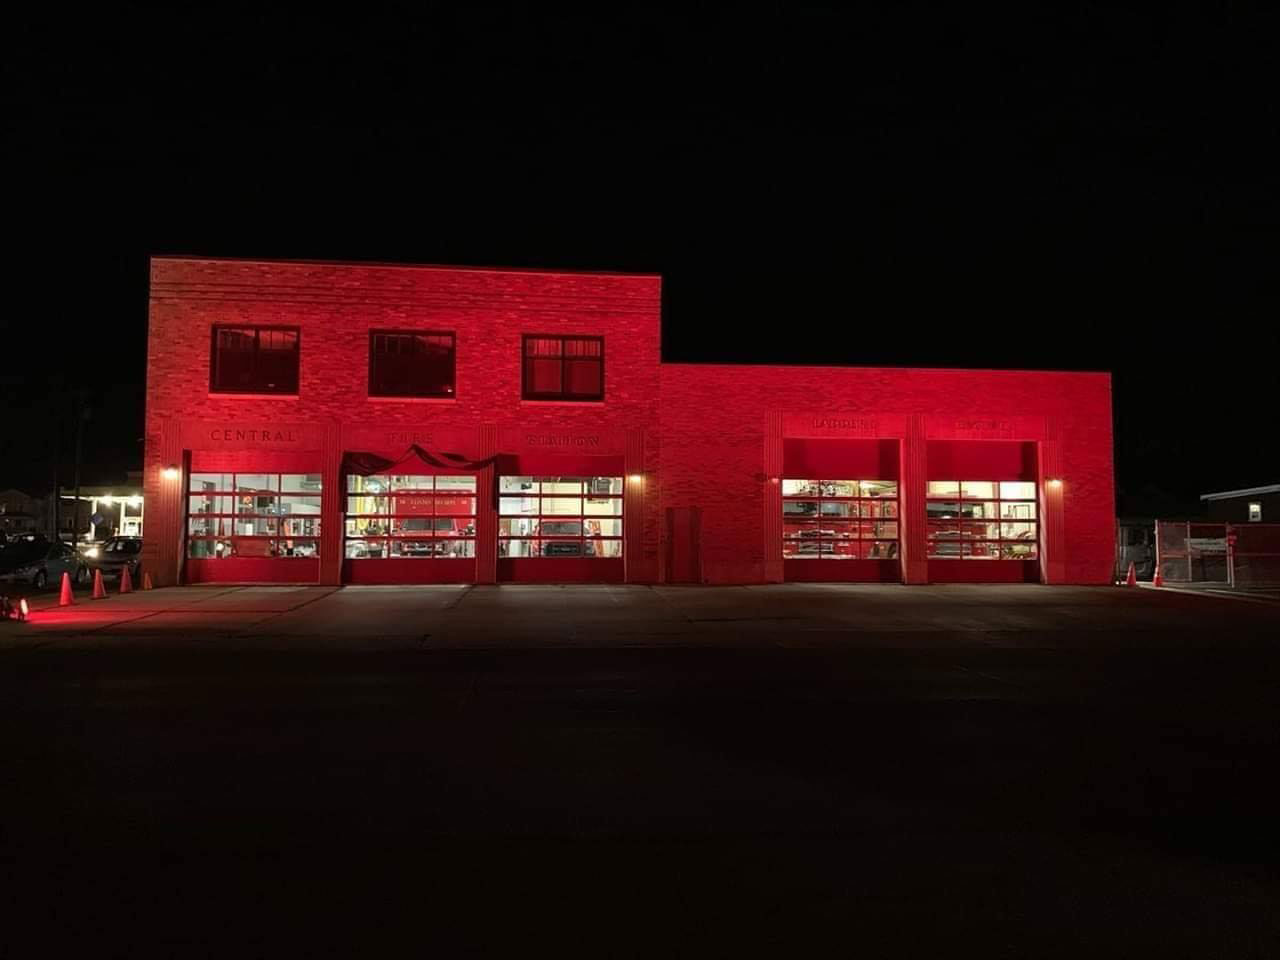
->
[142,257,1115,587]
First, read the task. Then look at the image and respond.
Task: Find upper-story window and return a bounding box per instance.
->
[369,331,456,398]
[523,335,604,401]
[210,326,300,395]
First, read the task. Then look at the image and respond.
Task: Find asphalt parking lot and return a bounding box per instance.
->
[5,580,1279,650]
[3,584,1279,955]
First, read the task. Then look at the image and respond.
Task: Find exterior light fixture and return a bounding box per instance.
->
[18,598,28,622]
[1047,478,1063,488]
[628,474,643,484]
[162,465,180,480]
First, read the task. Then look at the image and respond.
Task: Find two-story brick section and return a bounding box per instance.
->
[143,257,1115,587]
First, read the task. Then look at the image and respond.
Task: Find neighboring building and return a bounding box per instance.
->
[59,482,145,541]
[0,489,45,537]
[1201,484,1280,524]
[142,257,1115,587]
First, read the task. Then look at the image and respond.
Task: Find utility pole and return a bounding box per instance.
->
[71,390,89,545]
[50,414,60,539]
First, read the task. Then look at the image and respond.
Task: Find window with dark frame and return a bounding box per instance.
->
[369,331,456,398]
[522,335,604,401]
[210,326,300,395]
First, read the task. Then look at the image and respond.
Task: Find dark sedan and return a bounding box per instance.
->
[85,536,144,581]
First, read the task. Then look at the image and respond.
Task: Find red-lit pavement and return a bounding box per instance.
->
[5,582,1278,651]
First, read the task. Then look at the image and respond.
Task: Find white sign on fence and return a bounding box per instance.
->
[1188,537,1228,554]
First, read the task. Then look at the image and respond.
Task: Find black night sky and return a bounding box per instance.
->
[6,8,1278,515]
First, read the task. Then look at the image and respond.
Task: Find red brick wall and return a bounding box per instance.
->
[659,365,1115,584]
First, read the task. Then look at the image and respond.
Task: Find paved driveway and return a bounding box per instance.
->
[3,582,1279,954]
[4,581,1277,651]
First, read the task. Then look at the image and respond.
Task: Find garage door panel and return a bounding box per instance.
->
[187,557,320,584]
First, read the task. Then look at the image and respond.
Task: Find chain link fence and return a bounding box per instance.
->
[1155,521,1280,585]
[1231,523,1280,585]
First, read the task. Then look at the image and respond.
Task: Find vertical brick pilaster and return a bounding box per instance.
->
[156,417,184,586]
[763,411,784,583]
[643,429,660,583]
[902,416,928,584]
[319,422,342,586]
[624,427,646,582]
[1039,426,1067,585]
[476,423,498,584]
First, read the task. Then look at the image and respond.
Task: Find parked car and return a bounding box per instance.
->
[0,538,89,589]
[85,536,143,581]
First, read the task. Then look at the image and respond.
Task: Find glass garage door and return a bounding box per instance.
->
[186,472,322,582]
[925,481,1038,560]
[782,479,900,581]
[925,481,1040,583]
[498,476,624,581]
[342,474,477,583]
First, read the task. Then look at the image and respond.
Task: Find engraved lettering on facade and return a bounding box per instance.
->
[954,418,1012,432]
[209,428,299,443]
[526,434,601,448]
[386,431,433,447]
[812,417,878,432]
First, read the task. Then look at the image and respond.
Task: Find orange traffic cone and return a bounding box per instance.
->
[1152,564,1163,588]
[142,572,154,591]
[92,568,107,600]
[1125,561,1137,587]
[59,571,75,606]
[120,566,134,594]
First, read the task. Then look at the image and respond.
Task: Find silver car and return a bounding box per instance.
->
[0,539,90,589]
